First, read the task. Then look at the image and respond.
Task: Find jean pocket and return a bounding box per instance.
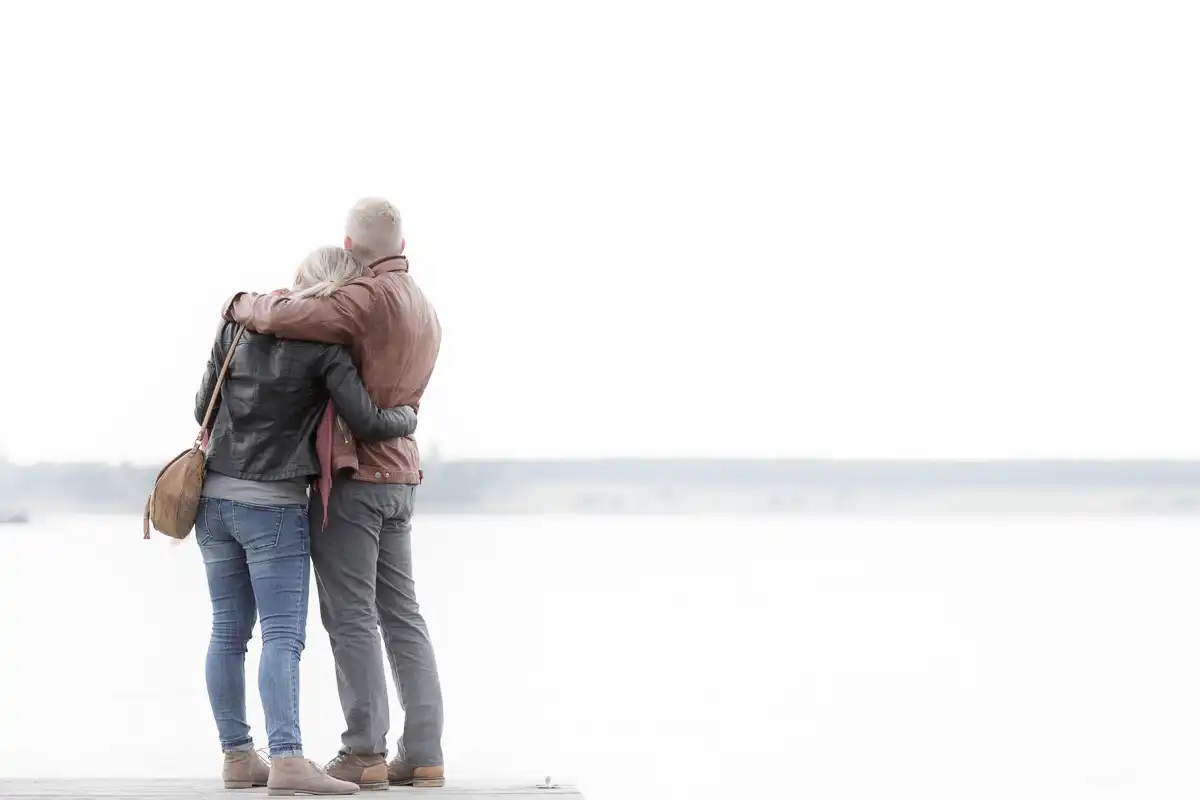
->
[230,502,285,552]
[195,497,217,546]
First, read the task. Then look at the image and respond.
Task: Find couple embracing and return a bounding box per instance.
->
[192,198,443,795]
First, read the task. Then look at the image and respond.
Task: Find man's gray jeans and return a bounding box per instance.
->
[309,476,444,765]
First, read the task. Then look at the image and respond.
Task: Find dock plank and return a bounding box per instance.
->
[0,780,583,799]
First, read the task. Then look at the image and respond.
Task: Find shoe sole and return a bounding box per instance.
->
[390,778,445,788]
[224,781,269,789]
[267,791,360,797]
[357,781,389,791]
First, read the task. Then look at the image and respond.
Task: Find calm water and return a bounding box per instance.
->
[2,514,1200,799]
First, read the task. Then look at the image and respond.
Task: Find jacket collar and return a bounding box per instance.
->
[367,254,409,275]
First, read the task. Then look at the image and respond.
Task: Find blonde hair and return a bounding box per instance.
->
[292,246,365,299]
[345,197,403,262]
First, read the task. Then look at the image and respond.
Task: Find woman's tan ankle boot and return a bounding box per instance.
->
[267,756,360,796]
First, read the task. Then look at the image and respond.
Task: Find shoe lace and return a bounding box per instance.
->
[323,754,347,772]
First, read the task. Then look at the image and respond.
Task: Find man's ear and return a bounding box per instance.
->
[344,236,353,250]
[399,238,405,254]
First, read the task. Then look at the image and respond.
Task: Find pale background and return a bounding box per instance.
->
[3,5,1200,800]
[1,0,1198,465]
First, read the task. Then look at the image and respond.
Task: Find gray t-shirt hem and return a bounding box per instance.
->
[201,472,310,506]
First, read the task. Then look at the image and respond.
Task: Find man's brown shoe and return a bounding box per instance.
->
[223,749,270,789]
[388,758,445,788]
[325,753,389,791]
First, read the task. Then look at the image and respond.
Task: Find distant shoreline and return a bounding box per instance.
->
[7,458,1200,515]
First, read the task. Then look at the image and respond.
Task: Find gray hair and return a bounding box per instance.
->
[292,246,365,299]
[345,197,403,263]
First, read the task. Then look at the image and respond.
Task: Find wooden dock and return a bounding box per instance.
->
[0,779,584,799]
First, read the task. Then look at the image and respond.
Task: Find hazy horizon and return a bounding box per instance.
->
[16,453,1200,468]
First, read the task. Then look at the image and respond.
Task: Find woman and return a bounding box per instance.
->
[193,247,409,796]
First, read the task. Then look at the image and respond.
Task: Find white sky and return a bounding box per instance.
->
[0,1,1198,464]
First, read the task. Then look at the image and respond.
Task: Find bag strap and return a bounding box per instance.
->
[195,325,247,445]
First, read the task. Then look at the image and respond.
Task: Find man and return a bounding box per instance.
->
[223,197,445,789]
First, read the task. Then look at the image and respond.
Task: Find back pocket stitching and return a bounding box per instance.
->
[232,502,285,551]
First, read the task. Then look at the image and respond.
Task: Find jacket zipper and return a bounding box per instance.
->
[336,417,350,444]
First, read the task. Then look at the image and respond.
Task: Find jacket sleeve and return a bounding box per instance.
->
[319,345,417,442]
[194,323,229,428]
[224,281,374,345]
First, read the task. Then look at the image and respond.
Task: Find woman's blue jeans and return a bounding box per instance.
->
[196,497,310,757]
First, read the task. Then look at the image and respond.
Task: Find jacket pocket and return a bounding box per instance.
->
[230,502,285,551]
